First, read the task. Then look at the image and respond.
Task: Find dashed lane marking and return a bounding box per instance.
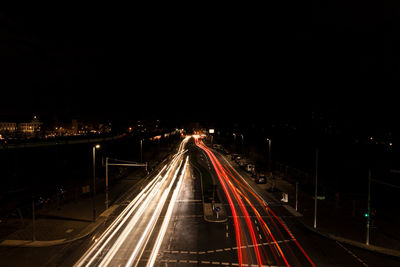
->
[158,259,280,266]
[336,241,369,267]
[162,239,295,255]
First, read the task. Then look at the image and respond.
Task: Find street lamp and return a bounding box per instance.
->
[105,157,109,210]
[266,138,272,171]
[92,144,100,222]
[140,139,143,163]
[232,133,237,153]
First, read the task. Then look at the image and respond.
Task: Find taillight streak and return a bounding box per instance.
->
[225,160,317,267]
[196,140,263,266]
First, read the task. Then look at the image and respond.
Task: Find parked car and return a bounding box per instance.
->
[238,159,247,167]
[255,173,266,184]
[245,164,255,173]
[234,156,242,163]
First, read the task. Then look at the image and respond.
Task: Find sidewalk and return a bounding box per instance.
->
[264,174,400,258]
[219,151,400,258]
[0,176,136,247]
[0,140,175,247]
[0,147,173,248]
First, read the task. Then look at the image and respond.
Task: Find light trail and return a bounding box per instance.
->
[75,164,169,267]
[146,156,189,267]
[196,137,316,267]
[74,136,190,267]
[122,160,184,267]
[197,138,259,265]
[195,137,245,266]
[225,164,316,267]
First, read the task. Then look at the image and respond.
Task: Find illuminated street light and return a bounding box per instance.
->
[266,138,272,171]
[92,144,101,222]
[140,139,143,163]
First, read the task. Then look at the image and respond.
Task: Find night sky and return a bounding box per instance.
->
[1,3,399,131]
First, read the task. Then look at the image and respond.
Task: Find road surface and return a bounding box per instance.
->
[1,136,400,266]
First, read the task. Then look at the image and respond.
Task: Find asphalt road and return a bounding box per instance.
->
[1,136,400,266]
[209,141,400,267]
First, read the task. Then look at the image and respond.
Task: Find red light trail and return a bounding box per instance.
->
[195,137,316,267]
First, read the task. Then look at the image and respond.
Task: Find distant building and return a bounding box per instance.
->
[18,116,42,134]
[0,122,17,133]
[0,116,42,137]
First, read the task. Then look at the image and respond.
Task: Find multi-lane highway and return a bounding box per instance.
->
[4,135,399,266]
[73,136,191,267]
[70,135,400,266]
[195,137,315,266]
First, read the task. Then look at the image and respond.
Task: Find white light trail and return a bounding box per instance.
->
[124,159,185,267]
[146,156,189,267]
[74,136,190,267]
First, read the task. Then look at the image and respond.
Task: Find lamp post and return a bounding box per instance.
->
[240,134,244,154]
[105,157,109,210]
[140,139,143,163]
[92,144,100,222]
[266,138,272,171]
[233,133,236,152]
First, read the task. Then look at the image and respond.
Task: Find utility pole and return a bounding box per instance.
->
[314,147,319,229]
[366,168,371,245]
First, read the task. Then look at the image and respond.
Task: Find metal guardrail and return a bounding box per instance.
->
[0,135,125,150]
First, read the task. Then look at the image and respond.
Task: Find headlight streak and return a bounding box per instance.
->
[74,137,190,267]
[75,164,169,267]
[123,160,184,267]
[146,156,189,267]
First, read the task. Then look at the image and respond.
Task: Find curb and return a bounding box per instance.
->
[203,203,228,223]
[220,152,400,259]
[191,147,227,223]
[0,205,119,248]
[266,183,400,259]
[298,219,400,259]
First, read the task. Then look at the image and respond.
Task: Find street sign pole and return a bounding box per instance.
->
[366,168,371,245]
[314,148,318,229]
[296,182,299,211]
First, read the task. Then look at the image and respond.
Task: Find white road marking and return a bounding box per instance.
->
[336,241,369,267]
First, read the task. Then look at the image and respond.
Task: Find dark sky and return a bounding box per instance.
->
[1,3,399,129]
